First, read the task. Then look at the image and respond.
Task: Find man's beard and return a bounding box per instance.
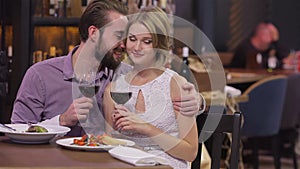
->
[99,51,121,71]
[94,38,123,71]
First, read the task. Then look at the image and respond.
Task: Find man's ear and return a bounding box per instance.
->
[88,25,100,43]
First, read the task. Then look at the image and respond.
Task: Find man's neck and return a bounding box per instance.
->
[72,41,101,78]
[72,43,83,69]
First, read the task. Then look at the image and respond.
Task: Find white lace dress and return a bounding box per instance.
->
[120,68,189,169]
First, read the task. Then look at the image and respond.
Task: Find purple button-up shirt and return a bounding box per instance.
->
[11,47,131,136]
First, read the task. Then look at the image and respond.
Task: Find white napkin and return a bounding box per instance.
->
[224,85,241,97]
[108,146,169,166]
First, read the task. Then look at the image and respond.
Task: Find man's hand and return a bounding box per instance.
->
[267,23,279,42]
[173,82,205,116]
[59,97,93,126]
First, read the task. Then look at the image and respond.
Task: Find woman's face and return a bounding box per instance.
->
[126,23,156,67]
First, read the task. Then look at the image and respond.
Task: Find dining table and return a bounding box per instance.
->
[225,68,296,92]
[196,68,293,111]
[225,68,295,85]
[0,136,171,169]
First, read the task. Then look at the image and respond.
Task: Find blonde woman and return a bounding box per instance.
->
[103,7,198,169]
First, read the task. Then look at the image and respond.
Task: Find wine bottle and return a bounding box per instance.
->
[49,46,56,58]
[49,0,57,17]
[7,46,12,73]
[182,46,189,65]
[180,47,191,82]
[268,49,277,72]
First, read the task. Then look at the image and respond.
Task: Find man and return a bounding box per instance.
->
[230,22,288,69]
[11,0,203,136]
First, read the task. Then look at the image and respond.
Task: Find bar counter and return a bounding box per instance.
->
[0,136,171,169]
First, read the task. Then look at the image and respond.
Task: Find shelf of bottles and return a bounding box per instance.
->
[0,23,13,97]
[32,26,79,63]
[31,0,176,64]
[31,0,83,64]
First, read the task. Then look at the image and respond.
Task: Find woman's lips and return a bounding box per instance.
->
[131,52,144,57]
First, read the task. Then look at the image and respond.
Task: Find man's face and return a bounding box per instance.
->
[97,12,128,70]
[256,28,273,51]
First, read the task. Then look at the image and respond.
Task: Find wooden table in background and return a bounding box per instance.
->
[226,72,268,85]
[226,68,295,84]
[225,68,296,92]
[201,90,249,111]
[0,136,171,169]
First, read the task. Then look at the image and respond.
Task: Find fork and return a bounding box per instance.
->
[0,123,16,131]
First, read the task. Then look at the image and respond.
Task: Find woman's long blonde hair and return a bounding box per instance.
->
[123,6,172,68]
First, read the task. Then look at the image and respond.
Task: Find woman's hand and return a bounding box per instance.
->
[112,105,151,134]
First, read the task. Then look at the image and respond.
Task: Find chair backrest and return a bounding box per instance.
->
[281,73,300,130]
[192,112,242,169]
[239,75,287,137]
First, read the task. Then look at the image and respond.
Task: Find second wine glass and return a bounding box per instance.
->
[78,71,100,98]
[110,73,132,104]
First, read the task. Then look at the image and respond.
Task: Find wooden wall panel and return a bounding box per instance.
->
[227,0,271,51]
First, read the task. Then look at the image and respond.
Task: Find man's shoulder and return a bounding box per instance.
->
[30,56,67,71]
[233,39,255,55]
[236,39,251,48]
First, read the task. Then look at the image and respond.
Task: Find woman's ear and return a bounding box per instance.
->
[88,25,100,43]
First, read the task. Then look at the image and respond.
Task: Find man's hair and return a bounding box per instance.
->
[79,0,128,42]
[250,22,269,38]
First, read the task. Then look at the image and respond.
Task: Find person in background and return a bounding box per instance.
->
[11,0,203,136]
[229,22,289,69]
[103,7,197,169]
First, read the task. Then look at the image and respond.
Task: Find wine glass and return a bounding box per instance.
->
[110,73,132,105]
[78,71,100,131]
[110,73,133,136]
[78,71,100,98]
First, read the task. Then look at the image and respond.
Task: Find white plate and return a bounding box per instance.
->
[56,137,135,151]
[0,124,70,144]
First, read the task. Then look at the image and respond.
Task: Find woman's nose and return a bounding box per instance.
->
[134,41,141,50]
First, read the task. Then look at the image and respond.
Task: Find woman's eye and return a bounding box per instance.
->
[129,36,136,41]
[144,39,152,44]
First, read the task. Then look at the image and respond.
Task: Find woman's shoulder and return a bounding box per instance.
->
[167,69,187,88]
[165,69,186,82]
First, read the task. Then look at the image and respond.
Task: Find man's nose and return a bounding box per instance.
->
[117,41,125,51]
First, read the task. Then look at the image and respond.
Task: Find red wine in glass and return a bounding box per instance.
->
[79,84,100,98]
[110,92,132,104]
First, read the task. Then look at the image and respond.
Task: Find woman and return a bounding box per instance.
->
[103,6,198,169]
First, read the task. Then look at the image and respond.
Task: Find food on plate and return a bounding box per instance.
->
[73,134,126,146]
[101,135,126,145]
[26,125,48,133]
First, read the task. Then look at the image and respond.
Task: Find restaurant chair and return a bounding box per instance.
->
[239,75,287,169]
[277,73,300,169]
[191,112,242,169]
